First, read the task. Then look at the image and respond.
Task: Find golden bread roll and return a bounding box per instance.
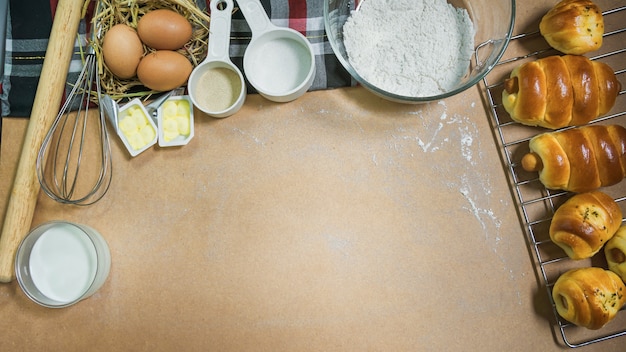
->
[502,55,620,129]
[521,125,626,192]
[540,0,604,55]
[552,267,626,330]
[550,191,622,259]
[605,226,626,282]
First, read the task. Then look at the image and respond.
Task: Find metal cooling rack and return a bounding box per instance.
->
[482,5,626,349]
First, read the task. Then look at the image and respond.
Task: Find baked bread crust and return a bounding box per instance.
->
[521,125,626,192]
[605,226,626,282]
[550,191,622,259]
[540,0,604,55]
[502,55,620,129]
[552,267,626,330]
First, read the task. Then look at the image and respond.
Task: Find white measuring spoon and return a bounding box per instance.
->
[236,0,315,102]
[188,0,246,118]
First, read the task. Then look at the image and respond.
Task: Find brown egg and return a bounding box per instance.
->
[137,50,193,91]
[137,9,193,50]
[102,24,144,79]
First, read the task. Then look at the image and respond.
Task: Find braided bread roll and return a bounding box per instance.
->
[539,0,604,55]
[521,124,626,192]
[605,226,626,282]
[550,191,622,259]
[552,267,626,330]
[502,55,620,129]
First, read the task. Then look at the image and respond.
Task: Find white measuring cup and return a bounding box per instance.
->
[236,0,315,102]
[188,0,246,118]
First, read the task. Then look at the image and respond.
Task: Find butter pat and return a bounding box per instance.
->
[117,99,158,157]
[157,95,194,147]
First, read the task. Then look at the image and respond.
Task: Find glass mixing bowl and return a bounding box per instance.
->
[324,0,516,103]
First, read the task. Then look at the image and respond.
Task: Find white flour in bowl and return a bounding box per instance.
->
[342,0,475,97]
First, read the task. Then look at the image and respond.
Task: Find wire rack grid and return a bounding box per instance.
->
[481,5,626,349]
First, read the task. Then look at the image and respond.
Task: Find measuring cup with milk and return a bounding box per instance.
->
[236,0,315,102]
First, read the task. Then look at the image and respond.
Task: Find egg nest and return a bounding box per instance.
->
[92,0,210,99]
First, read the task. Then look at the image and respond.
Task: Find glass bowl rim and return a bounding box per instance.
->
[323,0,517,103]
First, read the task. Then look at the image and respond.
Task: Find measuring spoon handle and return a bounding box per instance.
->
[207,0,234,62]
[235,0,275,35]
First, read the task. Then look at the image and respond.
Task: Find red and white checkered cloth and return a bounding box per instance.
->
[1,0,356,118]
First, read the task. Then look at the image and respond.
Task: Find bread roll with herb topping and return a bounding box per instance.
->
[552,267,626,330]
[605,226,626,282]
[550,191,622,259]
[540,0,604,55]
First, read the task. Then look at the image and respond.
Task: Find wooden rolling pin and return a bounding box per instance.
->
[0,0,84,282]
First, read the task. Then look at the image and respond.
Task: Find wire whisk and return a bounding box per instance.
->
[36,32,112,206]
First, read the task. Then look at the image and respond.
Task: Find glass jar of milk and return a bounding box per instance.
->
[15,221,111,308]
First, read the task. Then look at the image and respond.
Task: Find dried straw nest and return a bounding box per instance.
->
[91,0,210,99]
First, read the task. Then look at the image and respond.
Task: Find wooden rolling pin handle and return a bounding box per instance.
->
[0,0,84,283]
[521,152,543,172]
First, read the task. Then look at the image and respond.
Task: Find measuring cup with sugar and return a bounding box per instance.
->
[188,0,246,118]
[236,0,315,102]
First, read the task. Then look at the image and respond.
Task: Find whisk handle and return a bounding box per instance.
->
[0,0,84,283]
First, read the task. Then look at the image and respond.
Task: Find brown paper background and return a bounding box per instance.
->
[1,0,626,350]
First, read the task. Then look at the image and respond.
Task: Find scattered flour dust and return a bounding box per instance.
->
[399,100,516,282]
[342,0,475,96]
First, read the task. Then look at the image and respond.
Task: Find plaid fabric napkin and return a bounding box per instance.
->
[1,0,355,118]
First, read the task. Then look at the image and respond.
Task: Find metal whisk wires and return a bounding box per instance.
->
[36,32,112,206]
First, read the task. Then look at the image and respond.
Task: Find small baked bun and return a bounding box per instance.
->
[552,267,626,330]
[549,191,622,259]
[605,226,626,282]
[539,0,604,55]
